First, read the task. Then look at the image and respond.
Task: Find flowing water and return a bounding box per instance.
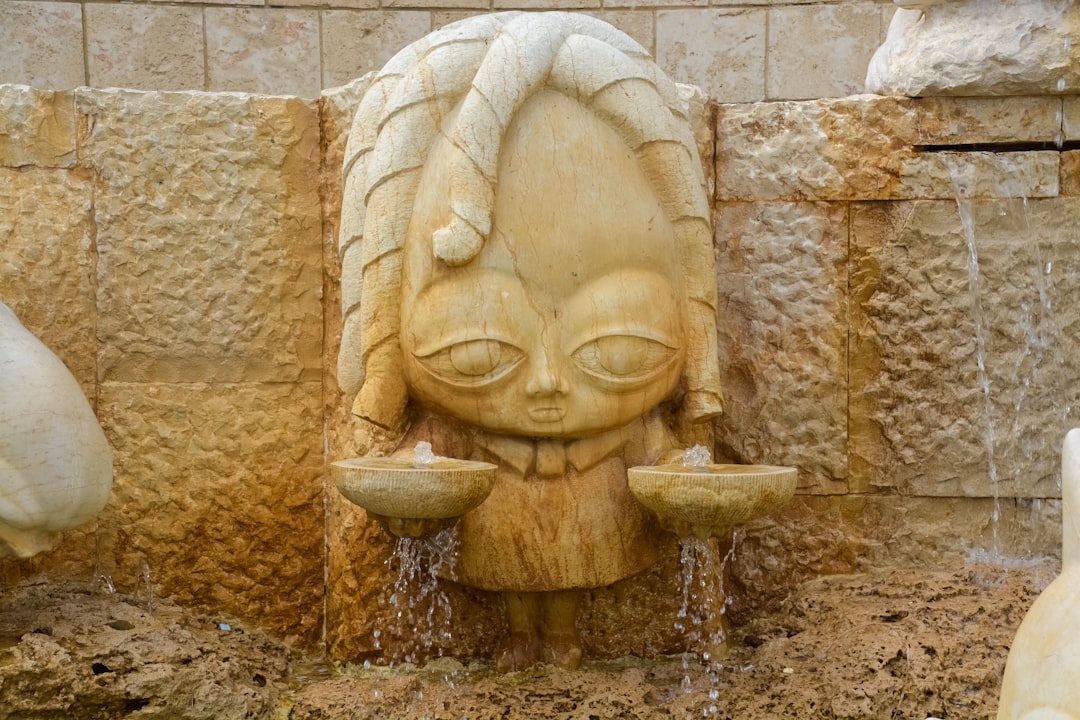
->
[376,525,459,665]
[945,155,1067,559]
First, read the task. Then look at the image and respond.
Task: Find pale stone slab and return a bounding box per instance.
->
[581,10,655,55]
[0,168,95,394]
[850,199,1080,498]
[85,4,205,92]
[96,381,324,647]
[656,9,765,103]
[867,0,1080,97]
[388,0,493,9]
[320,11,432,89]
[714,202,848,495]
[77,89,323,384]
[767,3,883,100]
[494,0,600,9]
[716,97,1061,202]
[206,8,321,98]
[0,86,76,168]
[0,2,84,90]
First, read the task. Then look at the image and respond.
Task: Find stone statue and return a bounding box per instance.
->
[997,428,1080,720]
[0,301,113,558]
[337,11,722,670]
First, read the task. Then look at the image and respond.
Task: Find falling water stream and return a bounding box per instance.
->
[945,155,1065,560]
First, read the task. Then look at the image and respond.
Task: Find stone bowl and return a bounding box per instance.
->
[627,463,797,540]
[331,456,496,521]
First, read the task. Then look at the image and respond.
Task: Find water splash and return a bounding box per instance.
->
[140,558,154,616]
[683,445,713,468]
[376,525,459,664]
[414,441,438,467]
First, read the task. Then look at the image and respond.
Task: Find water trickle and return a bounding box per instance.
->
[140,559,154,616]
[946,157,1002,554]
[376,525,459,665]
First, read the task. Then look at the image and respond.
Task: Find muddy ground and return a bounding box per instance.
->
[0,560,1057,719]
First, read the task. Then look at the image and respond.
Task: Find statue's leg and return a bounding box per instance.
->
[497,591,543,671]
[540,589,583,670]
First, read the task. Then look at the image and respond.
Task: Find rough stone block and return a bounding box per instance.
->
[386,0,489,9]
[656,9,765,103]
[716,97,1060,202]
[850,199,1080,498]
[85,5,205,92]
[320,11,432,90]
[580,10,654,55]
[206,8,321,98]
[766,3,883,100]
[0,2,85,90]
[1062,150,1080,196]
[0,86,76,168]
[1063,97,1080,142]
[729,494,1063,620]
[0,168,95,394]
[714,202,848,494]
[97,381,325,647]
[77,89,323,384]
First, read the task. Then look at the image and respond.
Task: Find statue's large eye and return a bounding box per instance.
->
[571,335,678,384]
[415,339,525,387]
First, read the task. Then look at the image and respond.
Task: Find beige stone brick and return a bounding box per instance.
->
[494,0,599,10]
[0,86,76,168]
[206,8,321,98]
[656,9,765,103]
[1062,150,1080,196]
[716,97,1060,202]
[97,381,325,647]
[0,1,85,90]
[0,167,95,395]
[850,199,1080,498]
[77,89,323,384]
[1063,96,1080,141]
[389,0,489,10]
[431,10,486,29]
[581,9,654,55]
[272,0,377,8]
[713,202,849,495]
[85,5,205,92]
[320,10,432,89]
[767,3,882,100]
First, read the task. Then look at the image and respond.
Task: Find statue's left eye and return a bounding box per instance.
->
[414,339,525,387]
[571,335,677,383]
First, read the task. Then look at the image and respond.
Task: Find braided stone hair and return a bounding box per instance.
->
[339,11,722,430]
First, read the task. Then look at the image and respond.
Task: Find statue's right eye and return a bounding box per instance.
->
[414,339,525,387]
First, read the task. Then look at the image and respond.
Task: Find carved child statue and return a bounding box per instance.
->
[338,12,722,671]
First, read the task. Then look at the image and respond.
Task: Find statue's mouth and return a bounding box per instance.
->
[527,406,567,422]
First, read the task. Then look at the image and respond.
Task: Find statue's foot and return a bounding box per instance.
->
[542,633,583,670]
[496,631,542,672]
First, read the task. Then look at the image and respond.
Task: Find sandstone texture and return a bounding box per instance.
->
[715,95,1061,202]
[867,0,1080,97]
[0,581,293,720]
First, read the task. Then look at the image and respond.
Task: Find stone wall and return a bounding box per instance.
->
[0,0,893,102]
[1,82,1077,658]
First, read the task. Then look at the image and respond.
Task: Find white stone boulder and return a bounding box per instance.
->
[0,301,112,557]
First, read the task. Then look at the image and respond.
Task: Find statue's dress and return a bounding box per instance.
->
[398,410,679,591]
